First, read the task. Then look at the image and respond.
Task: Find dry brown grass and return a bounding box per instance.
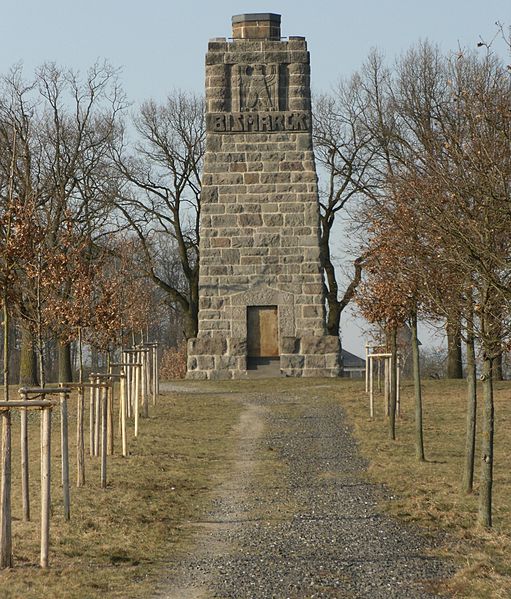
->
[2,376,509,598]
[339,378,511,599]
[0,384,242,598]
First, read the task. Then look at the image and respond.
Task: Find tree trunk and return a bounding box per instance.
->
[35,265,46,387]
[389,327,398,440]
[91,346,99,372]
[478,353,494,528]
[411,312,425,461]
[19,323,38,385]
[78,328,84,384]
[319,218,341,336]
[0,298,12,567]
[58,340,73,383]
[463,316,477,494]
[446,320,463,378]
[183,305,198,340]
[491,354,503,381]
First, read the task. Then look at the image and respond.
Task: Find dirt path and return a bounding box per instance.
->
[154,381,452,598]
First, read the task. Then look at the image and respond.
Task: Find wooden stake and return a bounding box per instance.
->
[0,409,12,569]
[40,407,51,568]
[120,371,127,457]
[155,344,160,396]
[107,383,114,456]
[134,361,140,437]
[369,355,374,418]
[384,358,390,417]
[100,387,108,489]
[89,380,95,457]
[152,345,157,405]
[60,393,70,521]
[21,390,30,522]
[141,351,148,418]
[365,344,369,393]
[126,353,132,419]
[396,355,401,417]
[94,377,100,457]
[77,387,85,487]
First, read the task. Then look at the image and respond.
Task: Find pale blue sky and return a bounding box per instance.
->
[2,1,509,354]
[2,0,509,102]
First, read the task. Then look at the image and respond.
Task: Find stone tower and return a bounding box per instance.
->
[187,13,340,379]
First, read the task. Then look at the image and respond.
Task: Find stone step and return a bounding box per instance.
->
[246,357,281,378]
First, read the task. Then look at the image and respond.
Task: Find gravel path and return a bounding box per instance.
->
[155,383,453,598]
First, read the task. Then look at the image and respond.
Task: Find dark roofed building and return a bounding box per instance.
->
[341,349,366,378]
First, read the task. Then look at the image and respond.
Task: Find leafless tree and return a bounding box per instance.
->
[112,91,204,339]
[313,78,375,337]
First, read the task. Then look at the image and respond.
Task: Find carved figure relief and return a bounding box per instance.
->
[239,64,279,111]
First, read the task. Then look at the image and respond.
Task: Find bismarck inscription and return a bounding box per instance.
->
[207,111,310,133]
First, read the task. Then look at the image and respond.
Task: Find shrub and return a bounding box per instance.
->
[160,342,187,380]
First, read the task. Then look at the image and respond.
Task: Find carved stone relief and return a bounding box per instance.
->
[240,64,279,111]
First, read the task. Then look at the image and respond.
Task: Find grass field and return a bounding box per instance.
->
[0,384,242,598]
[1,377,509,598]
[339,378,511,599]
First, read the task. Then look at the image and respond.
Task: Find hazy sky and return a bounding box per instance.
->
[2,0,508,101]
[2,1,509,354]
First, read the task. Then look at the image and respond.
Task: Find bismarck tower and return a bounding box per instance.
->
[187,13,341,379]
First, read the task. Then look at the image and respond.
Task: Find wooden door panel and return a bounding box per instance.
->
[247,306,279,357]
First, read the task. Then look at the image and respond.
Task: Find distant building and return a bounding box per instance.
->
[341,349,366,378]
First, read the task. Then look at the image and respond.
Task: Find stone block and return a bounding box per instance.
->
[188,335,227,356]
[205,137,223,153]
[300,335,340,355]
[244,172,260,184]
[216,355,238,369]
[284,213,304,226]
[228,337,247,356]
[304,354,326,369]
[209,369,232,380]
[325,354,341,369]
[287,38,308,50]
[211,214,238,228]
[239,213,262,227]
[197,355,215,370]
[230,162,247,172]
[280,354,304,369]
[254,233,280,247]
[303,283,324,295]
[203,204,225,215]
[263,213,284,227]
[302,305,322,318]
[201,187,218,203]
[240,256,262,265]
[221,248,241,263]
[261,202,280,213]
[185,370,208,380]
[281,368,303,377]
[211,237,231,248]
[232,369,249,380]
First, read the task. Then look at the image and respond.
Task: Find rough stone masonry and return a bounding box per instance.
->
[187,13,341,379]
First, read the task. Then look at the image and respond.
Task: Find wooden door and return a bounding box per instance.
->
[247,306,279,357]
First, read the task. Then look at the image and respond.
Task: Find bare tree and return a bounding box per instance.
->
[313,79,375,337]
[112,91,204,339]
[389,45,511,526]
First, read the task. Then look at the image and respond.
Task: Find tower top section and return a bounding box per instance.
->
[231,13,281,40]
